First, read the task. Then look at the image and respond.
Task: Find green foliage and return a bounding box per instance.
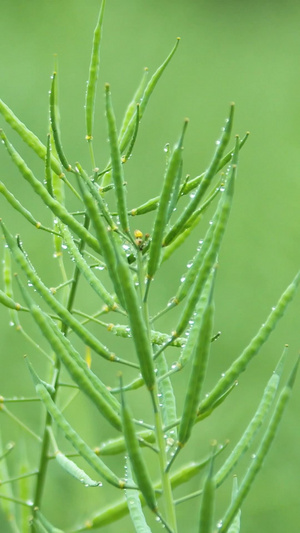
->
[0,2,299,532]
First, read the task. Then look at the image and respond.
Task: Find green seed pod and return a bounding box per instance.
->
[95,430,155,456]
[105,84,130,234]
[198,449,216,533]
[197,271,300,417]
[113,234,155,390]
[36,383,124,488]
[0,130,101,254]
[215,347,287,488]
[0,98,61,175]
[173,139,238,339]
[1,221,130,365]
[17,278,122,430]
[85,0,106,143]
[55,451,101,487]
[119,38,180,154]
[118,68,148,145]
[60,223,117,310]
[75,172,126,307]
[163,104,234,246]
[145,119,188,295]
[178,274,215,448]
[120,380,157,512]
[125,457,152,533]
[45,133,54,196]
[0,180,57,235]
[218,357,299,533]
[49,72,71,171]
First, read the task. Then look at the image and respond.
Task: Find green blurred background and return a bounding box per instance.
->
[0,0,300,531]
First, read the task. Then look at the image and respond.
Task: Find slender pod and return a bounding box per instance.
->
[161,179,222,266]
[60,223,117,310]
[173,139,238,339]
[125,458,152,533]
[145,119,188,297]
[72,454,227,531]
[18,280,122,429]
[0,131,101,254]
[105,83,130,234]
[177,273,215,448]
[0,180,58,235]
[163,104,234,246]
[85,0,106,143]
[180,131,249,197]
[197,271,300,417]
[128,133,248,219]
[49,72,71,171]
[227,477,241,533]
[1,221,127,365]
[118,67,148,144]
[0,98,61,175]
[122,103,140,163]
[75,172,126,307]
[198,448,216,533]
[218,358,299,533]
[155,350,178,437]
[75,163,116,229]
[112,234,155,390]
[177,270,215,370]
[0,289,24,311]
[120,379,157,512]
[95,430,155,456]
[119,38,180,153]
[35,383,125,488]
[45,133,54,196]
[215,347,287,488]
[55,452,101,487]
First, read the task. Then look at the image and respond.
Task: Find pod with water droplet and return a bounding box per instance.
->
[0,98,61,175]
[0,131,101,254]
[145,119,188,298]
[1,221,130,366]
[197,271,300,417]
[215,346,288,488]
[218,357,299,532]
[105,83,130,234]
[35,382,126,488]
[163,104,234,246]
[120,378,157,512]
[18,280,122,430]
[60,223,117,310]
[85,0,106,149]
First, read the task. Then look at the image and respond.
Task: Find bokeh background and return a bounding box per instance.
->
[1,0,300,531]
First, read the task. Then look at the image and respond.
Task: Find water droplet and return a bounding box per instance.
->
[186,261,193,269]
[180,276,186,283]
[190,193,195,199]
[61,244,67,250]
[271,306,276,311]
[163,143,169,153]
[217,519,223,529]
[9,321,15,327]
[216,140,221,146]
[221,372,225,377]
[251,453,256,459]
[220,186,225,192]
[123,244,130,251]
[95,265,105,271]
[27,282,33,287]
[209,220,213,225]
